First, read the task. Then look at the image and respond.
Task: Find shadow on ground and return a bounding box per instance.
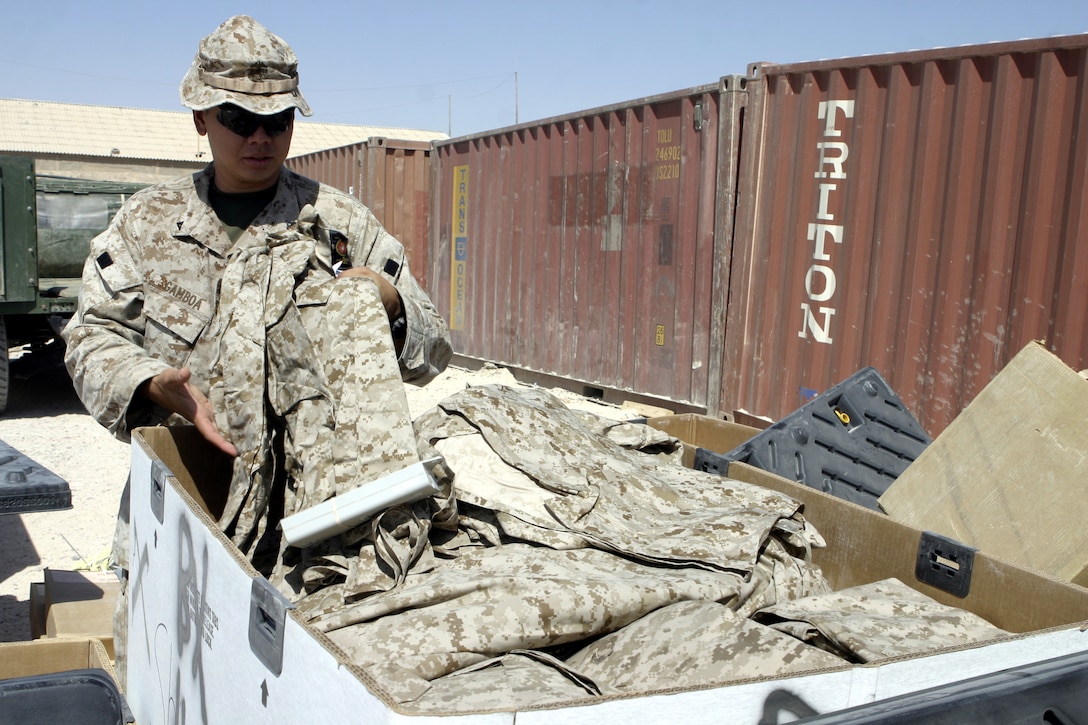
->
[5,342,87,419]
[0,515,39,641]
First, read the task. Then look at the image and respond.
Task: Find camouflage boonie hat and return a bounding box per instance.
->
[180,15,312,117]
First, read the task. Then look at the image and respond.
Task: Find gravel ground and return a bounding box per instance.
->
[0,345,631,642]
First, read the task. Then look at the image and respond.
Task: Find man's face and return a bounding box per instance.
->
[193,105,295,193]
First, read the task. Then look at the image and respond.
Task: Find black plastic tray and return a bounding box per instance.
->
[0,439,72,514]
[0,668,131,724]
[694,367,930,510]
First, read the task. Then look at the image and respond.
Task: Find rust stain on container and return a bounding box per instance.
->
[287,139,435,288]
[432,85,741,406]
[722,35,1088,435]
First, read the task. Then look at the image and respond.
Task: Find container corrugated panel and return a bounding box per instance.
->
[722,34,1088,436]
[286,143,359,201]
[286,139,435,289]
[431,83,743,406]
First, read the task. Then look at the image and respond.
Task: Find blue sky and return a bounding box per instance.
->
[3,1,1087,138]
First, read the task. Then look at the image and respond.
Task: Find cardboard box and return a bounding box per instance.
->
[644,413,762,468]
[126,425,1088,724]
[40,568,121,659]
[0,637,118,686]
[0,638,129,725]
[879,342,1088,586]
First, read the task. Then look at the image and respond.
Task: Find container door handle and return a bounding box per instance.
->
[249,577,294,675]
[915,531,976,598]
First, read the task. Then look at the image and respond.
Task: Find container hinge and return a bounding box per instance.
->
[249,577,294,676]
[149,459,169,524]
[915,531,976,598]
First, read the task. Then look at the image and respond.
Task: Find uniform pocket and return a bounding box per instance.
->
[144,284,211,347]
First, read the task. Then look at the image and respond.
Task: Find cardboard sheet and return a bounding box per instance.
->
[878,341,1088,585]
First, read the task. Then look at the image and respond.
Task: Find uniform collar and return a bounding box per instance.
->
[173,166,311,257]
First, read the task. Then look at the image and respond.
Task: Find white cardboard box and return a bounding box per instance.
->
[126,426,1088,724]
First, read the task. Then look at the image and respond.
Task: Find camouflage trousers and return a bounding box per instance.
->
[193,214,418,589]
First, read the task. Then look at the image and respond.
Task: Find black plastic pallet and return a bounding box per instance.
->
[694,367,930,511]
[0,439,72,515]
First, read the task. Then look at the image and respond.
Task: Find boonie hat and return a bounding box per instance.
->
[179,15,312,117]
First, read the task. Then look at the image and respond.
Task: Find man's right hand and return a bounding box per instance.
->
[140,368,239,457]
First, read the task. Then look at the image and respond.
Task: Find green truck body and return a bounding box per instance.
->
[0,155,146,412]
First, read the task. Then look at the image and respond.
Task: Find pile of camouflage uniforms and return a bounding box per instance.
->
[275,384,1007,714]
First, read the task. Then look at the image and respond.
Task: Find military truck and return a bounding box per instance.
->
[0,155,146,413]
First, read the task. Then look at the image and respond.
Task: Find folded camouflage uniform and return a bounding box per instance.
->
[564,599,846,694]
[753,577,1009,663]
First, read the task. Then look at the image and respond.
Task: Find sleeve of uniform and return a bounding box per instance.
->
[62,204,173,441]
[347,207,453,385]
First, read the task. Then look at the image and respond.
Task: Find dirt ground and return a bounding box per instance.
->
[0,344,633,642]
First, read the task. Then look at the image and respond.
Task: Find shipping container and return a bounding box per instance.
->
[431,80,747,407]
[720,34,1088,435]
[287,139,436,289]
[423,34,1088,434]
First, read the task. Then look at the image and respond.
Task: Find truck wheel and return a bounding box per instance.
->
[0,317,8,414]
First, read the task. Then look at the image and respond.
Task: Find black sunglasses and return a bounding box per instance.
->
[215,104,294,138]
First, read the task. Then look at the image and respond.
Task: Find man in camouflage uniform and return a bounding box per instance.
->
[62,14,451,684]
